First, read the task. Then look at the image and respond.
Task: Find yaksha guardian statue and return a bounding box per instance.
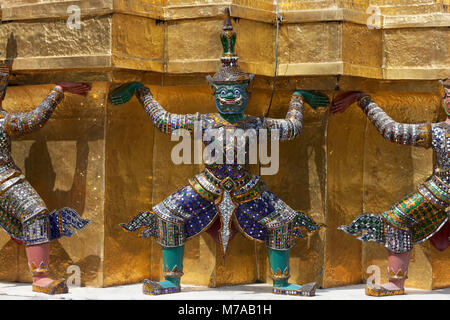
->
[0,59,91,294]
[331,79,450,297]
[115,9,329,296]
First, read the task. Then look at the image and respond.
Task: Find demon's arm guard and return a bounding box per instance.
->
[120,211,157,239]
[292,210,325,238]
[3,87,64,137]
[358,95,432,148]
[264,93,304,141]
[135,86,199,134]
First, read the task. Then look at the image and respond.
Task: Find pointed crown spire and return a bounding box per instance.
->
[207,8,253,85]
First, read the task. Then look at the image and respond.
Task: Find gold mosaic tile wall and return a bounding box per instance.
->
[0,0,448,289]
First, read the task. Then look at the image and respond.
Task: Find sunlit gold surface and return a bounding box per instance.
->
[103,86,156,287]
[0,2,447,79]
[2,0,448,22]
[0,0,448,290]
[324,96,367,288]
[112,13,165,72]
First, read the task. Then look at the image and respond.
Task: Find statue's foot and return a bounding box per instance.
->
[143,279,181,295]
[365,282,405,297]
[32,278,68,295]
[272,282,317,297]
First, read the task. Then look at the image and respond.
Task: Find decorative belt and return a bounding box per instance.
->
[203,168,253,192]
[189,169,265,204]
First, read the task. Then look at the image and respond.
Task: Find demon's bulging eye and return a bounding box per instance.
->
[234,89,241,96]
[220,89,227,96]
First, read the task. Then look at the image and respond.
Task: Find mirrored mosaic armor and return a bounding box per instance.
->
[0,87,90,246]
[124,87,322,254]
[340,95,449,254]
[120,8,326,296]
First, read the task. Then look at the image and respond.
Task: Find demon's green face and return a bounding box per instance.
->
[212,83,249,115]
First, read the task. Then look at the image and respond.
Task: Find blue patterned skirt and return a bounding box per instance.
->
[122,173,324,253]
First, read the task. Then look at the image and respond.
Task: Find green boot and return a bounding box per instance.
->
[268,247,317,296]
[143,245,184,295]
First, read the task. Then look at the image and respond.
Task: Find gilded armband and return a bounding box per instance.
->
[358,94,373,109]
[413,122,432,148]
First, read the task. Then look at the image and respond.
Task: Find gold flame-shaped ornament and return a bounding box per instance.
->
[206,8,254,86]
